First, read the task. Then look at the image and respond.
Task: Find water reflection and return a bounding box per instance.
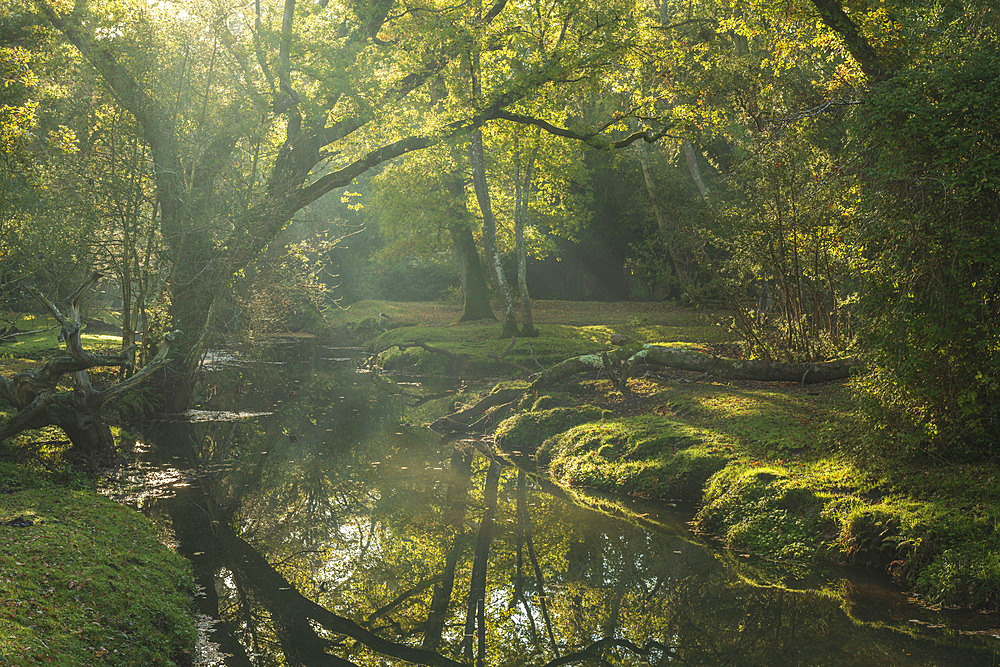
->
[111,345,1000,666]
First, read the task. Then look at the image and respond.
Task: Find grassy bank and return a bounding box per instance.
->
[327,299,730,376]
[330,299,1000,611]
[0,460,196,665]
[1,315,197,665]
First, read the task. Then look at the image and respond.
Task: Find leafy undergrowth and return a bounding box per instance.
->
[0,460,195,665]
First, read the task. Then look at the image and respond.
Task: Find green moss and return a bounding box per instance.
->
[543,417,731,501]
[493,406,607,456]
[0,464,195,665]
[696,465,837,561]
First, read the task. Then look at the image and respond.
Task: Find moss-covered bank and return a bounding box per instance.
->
[0,460,196,665]
[1,310,197,665]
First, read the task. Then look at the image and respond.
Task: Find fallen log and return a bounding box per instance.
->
[531,345,859,388]
[430,388,523,435]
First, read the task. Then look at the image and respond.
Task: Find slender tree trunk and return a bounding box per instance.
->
[636,143,693,294]
[469,131,518,337]
[468,11,517,337]
[681,138,710,201]
[514,130,539,337]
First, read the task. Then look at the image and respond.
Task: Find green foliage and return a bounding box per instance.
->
[855,43,1000,457]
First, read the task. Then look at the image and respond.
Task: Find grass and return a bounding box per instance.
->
[0,461,195,665]
[328,299,732,376]
[1,313,122,358]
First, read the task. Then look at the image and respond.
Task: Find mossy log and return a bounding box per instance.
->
[532,345,859,388]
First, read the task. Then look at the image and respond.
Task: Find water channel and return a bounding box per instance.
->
[106,341,1000,665]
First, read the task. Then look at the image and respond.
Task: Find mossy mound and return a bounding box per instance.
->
[696,466,837,561]
[493,405,608,456]
[0,464,195,665]
[543,416,731,501]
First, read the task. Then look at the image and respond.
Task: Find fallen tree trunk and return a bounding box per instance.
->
[531,345,859,388]
[430,388,523,435]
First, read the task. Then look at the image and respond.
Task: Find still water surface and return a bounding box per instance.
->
[108,342,1000,665]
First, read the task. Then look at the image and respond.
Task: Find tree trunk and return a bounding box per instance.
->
[1,274,177,463]
[450,223,497,322]
[682,138,710,201]
[50,395,115,461]
[636,142,694,294]
[514,130,539,337]
[809,0,885,80]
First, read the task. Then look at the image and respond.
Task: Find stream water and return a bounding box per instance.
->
[106,341,1000,666]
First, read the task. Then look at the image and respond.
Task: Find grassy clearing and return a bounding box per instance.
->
[1,313,123,358]
[328,299,731,376]
[0,461,195,666]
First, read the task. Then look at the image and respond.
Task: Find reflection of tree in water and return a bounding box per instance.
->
[136,359,999,666]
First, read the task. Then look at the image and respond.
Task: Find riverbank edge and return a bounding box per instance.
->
[0,459,197,664]
[485,389,1000,612]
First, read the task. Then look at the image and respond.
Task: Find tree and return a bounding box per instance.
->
[0,274,176,461]
[33,0,659,409]
[370,145,496,321]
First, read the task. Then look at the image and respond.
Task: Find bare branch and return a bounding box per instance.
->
[96,330,180,406]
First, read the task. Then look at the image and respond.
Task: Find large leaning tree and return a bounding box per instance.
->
[30,0,673,410]
[0,273,177,462]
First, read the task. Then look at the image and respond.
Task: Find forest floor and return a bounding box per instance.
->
[331,299,1000,611]
[0,314,196,665]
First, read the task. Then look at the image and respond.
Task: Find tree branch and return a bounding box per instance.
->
[95,330,180,406]
[493,110,678,148]
[809,0,884,80]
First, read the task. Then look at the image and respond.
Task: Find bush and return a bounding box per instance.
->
[855,44,1000,457]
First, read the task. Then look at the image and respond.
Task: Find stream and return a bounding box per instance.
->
[105,341,1000,665]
